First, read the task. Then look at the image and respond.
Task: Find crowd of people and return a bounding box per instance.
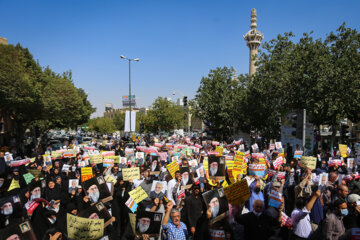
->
[0,134,359,240]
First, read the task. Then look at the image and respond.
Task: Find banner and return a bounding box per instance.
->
[281,212,293,228]
[300,156,317,170]
[268,190,282,208]
[294,151,303,159]
[128,186,148,204]
[273,157,283,170]
[223,179,250,205]
[209,229,225,240]
[25,200,39,214]
[89,154,103,164]
[122,167,140,181]
[248,164,265,176]
[125,196,138,213]
[51,151,63,159]
[63,150,76,158]
[124,111,136,132]
[11,158,30,167]
[67,213,104,240]
[167,161,180,178]
[81,167,93,182]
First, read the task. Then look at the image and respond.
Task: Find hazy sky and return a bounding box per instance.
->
[1,0,359,117]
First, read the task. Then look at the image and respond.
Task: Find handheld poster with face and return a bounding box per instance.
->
[149,181,167,200]
[0,194,22,218]
[82,176,112,204]
[208,155,226,181]
[0,219,37,240]
[180,167,193,189]
[202,188,229,224]
[135,152,145,164]
[318,173,328,191]
[79,201,115,227]
[135,211,163,237]
[68,179,79,194]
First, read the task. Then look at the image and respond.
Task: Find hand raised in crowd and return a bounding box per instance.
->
[48,232,62,240]
[206,204,212,219]
[166,200,174,212]
[83,195,90,203]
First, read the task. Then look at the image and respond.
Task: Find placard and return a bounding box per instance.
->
[167,161,180,178]
[129,186,148,204]
[339,144,348,158]
[51,151,63,159]
[122,167,140,181]
[23,173,35,184]
[81,167,93,182]
[104,175,117,185]
[248,164,266,176]
[89,154,103,164]
[67,213,104,240]
[268,190,282,208]
[300,156,317,170]
[223,179,250,205]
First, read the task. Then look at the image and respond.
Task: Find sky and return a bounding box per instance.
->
[1,0,359,118]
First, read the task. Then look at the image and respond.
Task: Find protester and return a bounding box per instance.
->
[0,133,360,240]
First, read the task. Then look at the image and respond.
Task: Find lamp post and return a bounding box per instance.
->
[120,55,139,136]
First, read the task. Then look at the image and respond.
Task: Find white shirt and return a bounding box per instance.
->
[291,207,312,238]
[167,178,179,204]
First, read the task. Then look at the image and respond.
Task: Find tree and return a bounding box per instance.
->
[247,23,360,145]
[113,112,125,131]
[0,43,95,145]
[196,67,242,140]
[88,117,116,133]
[143,97,185,133]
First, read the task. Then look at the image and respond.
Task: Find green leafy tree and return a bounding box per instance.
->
[196,67,242,140]
[0,43,95,145]
[143,97,185,133]
[88,117,116,133]
[246,23,360,144]
[113,112,125,131]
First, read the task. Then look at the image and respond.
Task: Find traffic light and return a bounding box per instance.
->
[139,123,144,134]
[183,96,188,107]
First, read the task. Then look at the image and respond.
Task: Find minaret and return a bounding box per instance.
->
[244,8,264,76]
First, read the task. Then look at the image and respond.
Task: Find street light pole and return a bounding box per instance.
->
[120,55,139,137]
[128,59,131,135]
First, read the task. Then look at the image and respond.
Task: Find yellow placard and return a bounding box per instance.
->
[104,155,120,163]
[129,186,148,204]
[67,213,104,240]
[89,154,103,164]
[122,167,140,181]
[300,156,317,170]
[81,167,93,182]
[339,144,348,158]
[215,146,224,156]
[223,179,250,205]
[167,161,180,178]
[30,157,35,163]
[226,160,234,170]
[234,151,244,172]
[104,175,117,185]
[8,179,20,191]
[203,157,209,178]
